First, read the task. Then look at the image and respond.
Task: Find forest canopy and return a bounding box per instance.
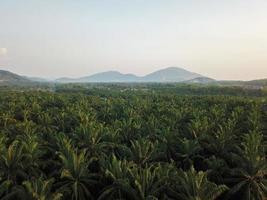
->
[0,84,266,200]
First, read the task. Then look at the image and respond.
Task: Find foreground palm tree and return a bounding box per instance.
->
[0,140,26,184]
[0,179,12,199]
[56,140,98,200]
[74,121,110,159]
[99,155,167,200]
[23,178,62,200]
[169,166,228,200]
[128,164,168,200]
[226,131,267,200]
[98,155,135,200]
[175,138,202,169]
[128,138,156,166]
[18,133,43,177]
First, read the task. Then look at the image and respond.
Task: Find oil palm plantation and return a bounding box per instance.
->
[0,86,266,200]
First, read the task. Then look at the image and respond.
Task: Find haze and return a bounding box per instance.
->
[0,0,267,80]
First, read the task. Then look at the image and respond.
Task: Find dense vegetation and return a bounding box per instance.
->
[0,84,266,200]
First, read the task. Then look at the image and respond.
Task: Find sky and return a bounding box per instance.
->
[0,0,267,80]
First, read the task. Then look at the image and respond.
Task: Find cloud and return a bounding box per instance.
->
[0,48,7,56]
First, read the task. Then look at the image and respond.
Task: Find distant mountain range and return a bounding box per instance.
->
[56,71,140,83]
[55,67,208,83]
[0,67,266,88]
[1,67,211,83]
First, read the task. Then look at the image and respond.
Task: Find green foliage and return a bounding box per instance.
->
[57,139,98,200]
[0,85,266,200]
[226,131,267,200]
[23,178,63,200]
[173,167,228,200]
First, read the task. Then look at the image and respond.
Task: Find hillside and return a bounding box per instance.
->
[142,67,203,82]
[184,77,216,84]
[78,71,139,82]
[0,70,30,83]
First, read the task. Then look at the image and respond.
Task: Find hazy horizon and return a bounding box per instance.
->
[1,0,267,80]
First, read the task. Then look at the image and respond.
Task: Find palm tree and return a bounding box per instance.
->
[0,179,12,199]
[156,129,180,162]
[0,132,7,155]
[56,139,98,200]
[74,121,110,159]
[169,166,228,200]
[129,164,168,200]
[226,131,267,200]
[98,155,135,200]
[128,138,156,166]
[23,177,62,200]
[188,115,210,139]
[175,138,202,169]
[0,140,26,184]
[113,118,142,144]
[0,111,16,129]
[99,155,167,200]
[17,132,44,178]
[37,112,57,135]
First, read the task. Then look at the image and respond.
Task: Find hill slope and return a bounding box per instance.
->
[184,77,216,84]
[78,71,139,82]
[0,70,30,83]
[142,67,203,82]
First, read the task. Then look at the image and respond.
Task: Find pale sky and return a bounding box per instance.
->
[0,0,267,80]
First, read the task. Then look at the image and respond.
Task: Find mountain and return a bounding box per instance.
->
[1,68,267,87]
[56,71,139,83]
[56,67,206,83]
[1,67,207,84]
[142,67,203,82]
[184,77,216,84]
[246,78,267,87]
[0,70,30,83]
[26,76,48,82]
[78,71,139,82]
[55,77,78,83]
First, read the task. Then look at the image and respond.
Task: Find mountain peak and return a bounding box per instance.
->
[160,66,184,70]
[142,67,203,82]
[77,70,139,83]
